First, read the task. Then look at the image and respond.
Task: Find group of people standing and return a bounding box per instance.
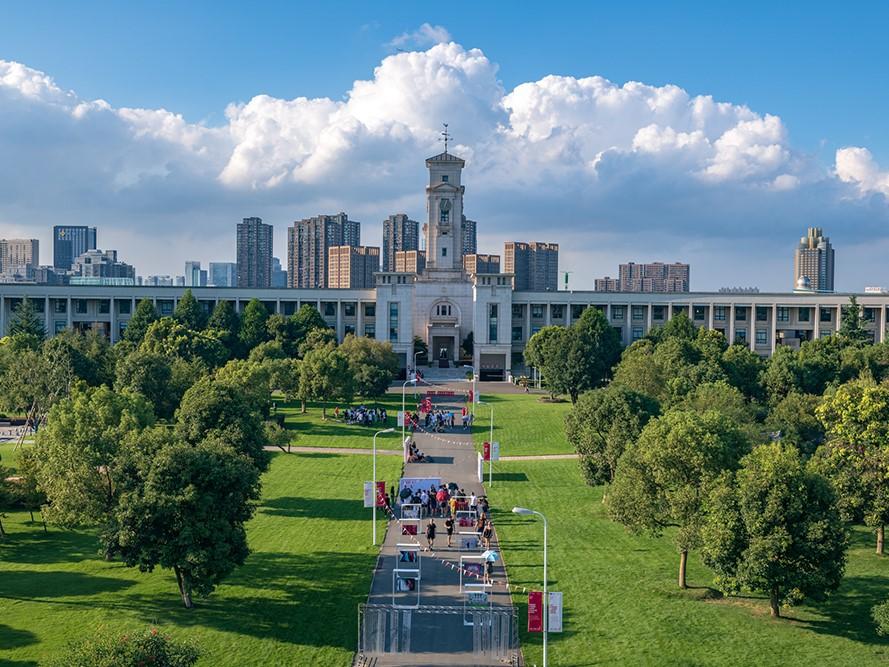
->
[335,405,388,426]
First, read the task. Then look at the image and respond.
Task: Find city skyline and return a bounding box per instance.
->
[2,6,889,290]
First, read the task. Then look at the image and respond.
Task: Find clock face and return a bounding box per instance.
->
[440,199,451,212]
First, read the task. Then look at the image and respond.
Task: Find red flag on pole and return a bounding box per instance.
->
[528,591,543,632]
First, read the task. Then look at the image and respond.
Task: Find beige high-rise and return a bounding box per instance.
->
[794,227,834,292]
[504,242,558,291]
[0,239,39,278]
[328,245,380,289]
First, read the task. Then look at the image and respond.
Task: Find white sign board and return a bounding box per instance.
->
[477,453,484,483]
[363,481,375,508]
[491,441,500,461]
[548,591,563,632]
[397,411,406,427]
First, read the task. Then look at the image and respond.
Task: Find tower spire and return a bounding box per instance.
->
[440,123,450,154]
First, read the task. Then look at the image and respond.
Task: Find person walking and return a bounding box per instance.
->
[425,518,437,549]
[482,520,494,550]
[445,516,455,547]
[449,495,458,518]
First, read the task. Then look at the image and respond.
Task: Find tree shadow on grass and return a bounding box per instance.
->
[260,496,367,521]
[492,472,529,482]
[0,624,37,650]
[787,575,889,645]
[119,551,377,652]
[0,528,97,565]
[0,570,135,601]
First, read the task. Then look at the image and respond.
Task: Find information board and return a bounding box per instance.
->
[549,591,563,632]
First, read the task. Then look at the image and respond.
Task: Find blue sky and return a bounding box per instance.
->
[1,2,889,289]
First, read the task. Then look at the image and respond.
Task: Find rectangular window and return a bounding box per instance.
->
[612,305,624,320]
[632,306,644,321]
[756,306,769,322]
[551,305,564,319]
[571,304,585,320]
[388,303,398,342]
[158,300,173,316]
[714,306,726,321]
[512,304,523,318]
[75,299,88,314]
[756,329,767,345]
[442,247,447,257]
[441,175,448,182]
[632,326,644,341]
[489,303,499,343]
[344,325,355,336]
[531,325,541,335]
[54,300,67,314]
[531,305,544,319]
[54,320,67,334]
[324,302,336,317]
[364,324,376,338]
[735,308,747,321]
[777,307,790,322]
[119,300,131,315]
[798,307,810,322]
[364,303,376,317]
[735,329,747,343]
[820,308,832,322]
[98,300,110,315]
[344,303,356,317]
[512,326,523,342]
[693,305,705,321]
[653,305,666,320]
[864,308,876,321]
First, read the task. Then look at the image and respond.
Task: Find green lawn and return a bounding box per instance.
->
[275,395,409,451]
[489,459,889,666]
[0,451,403,666]
[0,441,31,475]
[472,393,574,456]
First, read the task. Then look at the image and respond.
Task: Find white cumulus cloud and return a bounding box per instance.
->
[388,23,452,49]
[835,146,889,197]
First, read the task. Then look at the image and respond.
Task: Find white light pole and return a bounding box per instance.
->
[477,400,494,486]
[462,364,477,413]
[401,378,417,445]
[513,507,548,666]
[373,427,395,545]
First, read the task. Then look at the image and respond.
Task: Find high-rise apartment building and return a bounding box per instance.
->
[382,214,419,272]
[184,261,207,287]
[595,262,689,292]
[0,239,39,278]
[287,212,360,288]
[327,245,379,289]
[53,226,97,270]
[504,242,559,291]
[463,253,500,275]
[272,257,288,288]
[395,250,426,274]
[460,216,477,259]
[794,227,834,293]
[71,249,135,279]
[237,217,273,288]
[208,262,237,287]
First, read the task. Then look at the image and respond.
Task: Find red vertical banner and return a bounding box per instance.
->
[375,481,386,507]
[483,441,491,461]
[528,591,543,632]
[468,389,474,404]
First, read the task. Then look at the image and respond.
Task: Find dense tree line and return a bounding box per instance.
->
[533,299,889,622]
[0,292,399,607]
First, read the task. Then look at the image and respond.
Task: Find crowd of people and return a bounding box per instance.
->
[335,405,388,426]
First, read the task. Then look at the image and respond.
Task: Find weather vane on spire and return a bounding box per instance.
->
[440,123,451,154]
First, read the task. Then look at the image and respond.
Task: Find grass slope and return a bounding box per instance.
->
[276,396,406,451]
[472,393,573,456]
[490,459,889,667]
[0,451,402,666]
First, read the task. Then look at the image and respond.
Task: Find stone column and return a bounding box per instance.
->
[708,301,715,330]
[0,295,5,336]
[771,303,778,354]
[647,302,653,333]
[44,296,51,337]
[545,303,552,327]
[110,299,117,343]
[667,302,673,321]
[336,300,343,342]
[357,301,364,338]
[728,304,735,344]
[814,306,820,339]
[566,302,572,326]
[276,298,281,315]
[525,304,531,340]
[836,304,842,333]
[749,305,756,352]
[67,297,73,329]
[881,306,887,344]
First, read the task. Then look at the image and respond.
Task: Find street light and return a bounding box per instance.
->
[478,400,494,486]
[373,427,396,545]
[512,507,548,667]
[401,377,417,445]
[462,364,477,413]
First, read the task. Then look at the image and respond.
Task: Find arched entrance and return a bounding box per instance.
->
[428,300,460,368]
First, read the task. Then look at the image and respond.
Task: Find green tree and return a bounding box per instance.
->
[140,318,227,368]
[107,429,261,608]
[765,392,824,458]
[43,330,114,387]
[678,381,759,441]
[413,336,428,366]
[606,409,749,588]
[52,627,199,667]
[115,349,177,419]
[611,339,665,402]
[298,326,337,356]
[565,306,622,403]
[702,443,846,618]
[652,311,696,342]
[206,300,241,355]
[176,376,270,472]
[248,340,287,362]
[124,299,159,344]
[721,343,765,400]
[174,289,207,331]
[239,299,270,352]
[816,380,889,554]
[214,359,274,416]
[297,342,353,417]
[524,326,569,400]
[565,385,659,486]
[762,345,802,405]
[0,339,75,419]
[8,297,45,338]
[340,334,399,398]
[839,295,871,346]
[30,385,154,527]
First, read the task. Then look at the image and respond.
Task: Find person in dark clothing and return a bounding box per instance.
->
[425,519,437,549]
[445,516,455,547]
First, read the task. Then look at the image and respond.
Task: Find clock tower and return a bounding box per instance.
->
[424,143,465,273]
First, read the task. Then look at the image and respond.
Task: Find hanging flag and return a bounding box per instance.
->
[528,591,543,632]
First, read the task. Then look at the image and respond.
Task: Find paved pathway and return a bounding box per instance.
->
[363,396,518,666]
[262,445,402,456]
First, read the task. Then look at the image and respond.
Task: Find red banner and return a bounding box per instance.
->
[483,441,491,462]
[528,591,543,632]
[375,481,386,507]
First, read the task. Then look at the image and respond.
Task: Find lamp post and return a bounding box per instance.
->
[512,507,548,667]
[373,427,395,545]
[478,400,494,486]
[401,378,417,445]
[462,364,477,413]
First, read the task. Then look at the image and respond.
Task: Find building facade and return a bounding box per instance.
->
[208,262,236,287]
[236,217,273,288]
[287,213,360,288]
[382,214,419,272]
[184,261,207,287]
[0,239,39,279]
[395,250,426,274]
[328,245,380,289]
[53,225,97,270]
[71,249,135,280]
[464,253,500,275]
[794,227,835,293]
[596,262,690,292]
[460,216,477,260]
[504,241,559,291]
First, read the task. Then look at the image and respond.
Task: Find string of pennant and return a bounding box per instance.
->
[380,502,529,594]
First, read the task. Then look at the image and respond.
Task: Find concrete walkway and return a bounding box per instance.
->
[363,396,518,666]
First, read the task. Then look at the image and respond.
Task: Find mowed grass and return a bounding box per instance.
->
[0,451,403,666]
[276,395,407,451]
[0,441,29,474]
[472,393,574,456]
[489,459,889,667]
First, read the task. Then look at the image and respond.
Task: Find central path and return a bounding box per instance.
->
[364,392,516,666]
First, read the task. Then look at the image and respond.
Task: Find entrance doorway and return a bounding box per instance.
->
[432,335,455,368]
